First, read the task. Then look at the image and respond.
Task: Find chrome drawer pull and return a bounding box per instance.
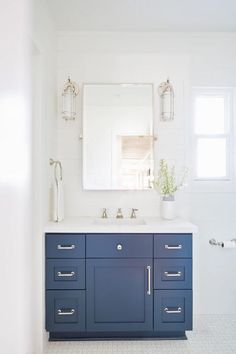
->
[164,271,182,277]
[116,244,123,251]
[164,307,182,314]
[57,271,75,277]
[165,244,182,250]
[147,266,151,295]
[57,244,75,250]
[57,309,75,316]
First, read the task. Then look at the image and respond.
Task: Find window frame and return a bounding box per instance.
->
[192,87,233,182]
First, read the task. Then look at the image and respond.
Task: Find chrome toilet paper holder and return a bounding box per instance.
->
[209,238,236,247]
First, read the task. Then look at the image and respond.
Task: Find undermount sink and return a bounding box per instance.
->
[93,218,146,226]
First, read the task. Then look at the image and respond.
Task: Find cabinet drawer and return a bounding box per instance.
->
[154,259,192,289]
[46,290,85,332]
[46,234,85,258]
[86,234,153,258]
[154,234,192,258]
[154,290,192,332]
[46,259,85,290]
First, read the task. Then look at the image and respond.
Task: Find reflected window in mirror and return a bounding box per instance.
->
[118,136,153,189]
[82,84,154,190]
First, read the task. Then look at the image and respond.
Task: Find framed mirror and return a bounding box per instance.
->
[82,83,154,190]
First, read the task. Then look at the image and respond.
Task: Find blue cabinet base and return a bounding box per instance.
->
[49,331,187,341]
[46,233,193,342]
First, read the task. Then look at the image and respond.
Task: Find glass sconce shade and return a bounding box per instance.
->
[62,77,79,120]
[158,79,174,121]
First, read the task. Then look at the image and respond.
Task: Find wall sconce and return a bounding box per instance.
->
[158,78,174,121]
[62,77,79,121]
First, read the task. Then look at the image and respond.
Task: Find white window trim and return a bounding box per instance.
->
[191,87,233,182]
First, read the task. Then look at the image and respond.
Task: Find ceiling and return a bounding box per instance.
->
[48,0,236,32]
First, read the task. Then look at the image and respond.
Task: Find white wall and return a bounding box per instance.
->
[0,1,34,353]
[57,33,188,217]
[56,32,236,315]
[31,1,57,353]
[0,1,57,352]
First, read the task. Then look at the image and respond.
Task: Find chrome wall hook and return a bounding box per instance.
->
[209,238,236,248]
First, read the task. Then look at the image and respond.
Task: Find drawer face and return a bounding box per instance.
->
[154,259,192,290]
[86,234,153,258]
[46,259,85,290]
[46,234,85,258]
[46,290,85,332]
[154,234,192,258]
[154,290,192,332]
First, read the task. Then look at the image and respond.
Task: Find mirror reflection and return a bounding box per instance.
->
[83,84,154,190]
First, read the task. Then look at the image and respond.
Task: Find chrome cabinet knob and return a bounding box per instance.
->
[117,244,123,251]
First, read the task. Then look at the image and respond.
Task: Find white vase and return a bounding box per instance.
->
[160,196,176,220]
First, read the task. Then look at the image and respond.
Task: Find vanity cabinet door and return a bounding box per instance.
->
[86,259,153,332]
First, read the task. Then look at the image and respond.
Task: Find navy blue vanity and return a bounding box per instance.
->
[45,233,192,341]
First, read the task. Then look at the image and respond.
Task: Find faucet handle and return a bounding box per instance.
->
[131,208,138,219]
[102,208,108,218]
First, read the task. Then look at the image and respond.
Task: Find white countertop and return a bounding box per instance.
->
[45,217,198,234]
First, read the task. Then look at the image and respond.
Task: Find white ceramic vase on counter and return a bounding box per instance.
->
[160,195,176,220]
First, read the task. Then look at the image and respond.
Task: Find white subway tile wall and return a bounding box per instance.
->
[55,32,236,315]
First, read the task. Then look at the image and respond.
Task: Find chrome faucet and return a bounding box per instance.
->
[116,208,123,219]
[102,208,108,218]
[130,208,138,218]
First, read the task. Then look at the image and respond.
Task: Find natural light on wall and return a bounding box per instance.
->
[193,89,231,180]
[196,138,227,178]
[0,95,29,184]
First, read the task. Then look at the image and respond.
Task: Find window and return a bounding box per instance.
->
[192,88,232,180]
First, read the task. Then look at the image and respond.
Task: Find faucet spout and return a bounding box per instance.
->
[116,208,123,219]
